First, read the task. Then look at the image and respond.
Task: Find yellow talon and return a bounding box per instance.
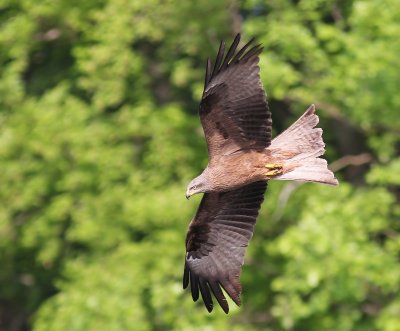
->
[265,169,282,176]
[265,163,282,169]
[265,163,283,177]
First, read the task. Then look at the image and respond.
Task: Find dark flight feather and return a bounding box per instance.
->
[231,37,255,63]
[183,181,267,313]
[221,33,240,69]
[199,34,272,159]
[210,40,225,80]
[204,58,212,89]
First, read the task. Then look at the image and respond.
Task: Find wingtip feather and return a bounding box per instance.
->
[220,278,242,307]
[190,272,200,301]
[204,58,212,88]
[241,43,263,62]
[183,265,189,289]
[210,40,225,79]
[199,279,214,313]
[209,281,230,313]
[204,35,264,89]
[221,33,241,69]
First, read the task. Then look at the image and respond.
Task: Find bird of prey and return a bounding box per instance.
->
[183,34,338,314]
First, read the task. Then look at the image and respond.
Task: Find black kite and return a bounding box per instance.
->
[183,34,338,313]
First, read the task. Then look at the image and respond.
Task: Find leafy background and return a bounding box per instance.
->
[0,0,399,330]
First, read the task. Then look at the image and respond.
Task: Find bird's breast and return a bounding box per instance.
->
[208,151,267,191]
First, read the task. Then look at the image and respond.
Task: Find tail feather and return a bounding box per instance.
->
[269,104,338,186]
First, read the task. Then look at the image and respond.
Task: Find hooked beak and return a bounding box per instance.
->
[186,192,190,200]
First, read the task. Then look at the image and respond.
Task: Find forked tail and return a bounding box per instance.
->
[268,104,338,185]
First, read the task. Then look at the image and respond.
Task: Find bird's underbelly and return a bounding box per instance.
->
[208,152,269,191]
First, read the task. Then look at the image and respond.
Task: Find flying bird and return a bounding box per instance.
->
[183,34,338,314]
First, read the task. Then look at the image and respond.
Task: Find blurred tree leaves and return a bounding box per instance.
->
[0,0,399,330]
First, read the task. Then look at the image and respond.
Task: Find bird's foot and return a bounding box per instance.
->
[265,163,283,177]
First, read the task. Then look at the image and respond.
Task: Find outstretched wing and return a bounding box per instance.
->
[200,34,272,161]
[183,181,267,313]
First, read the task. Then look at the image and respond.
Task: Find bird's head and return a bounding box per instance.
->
[186,174,208,199]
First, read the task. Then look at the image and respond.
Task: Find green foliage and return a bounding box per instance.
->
[0,0,399,330]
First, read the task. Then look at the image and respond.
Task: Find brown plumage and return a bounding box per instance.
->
[183,34,338,313]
